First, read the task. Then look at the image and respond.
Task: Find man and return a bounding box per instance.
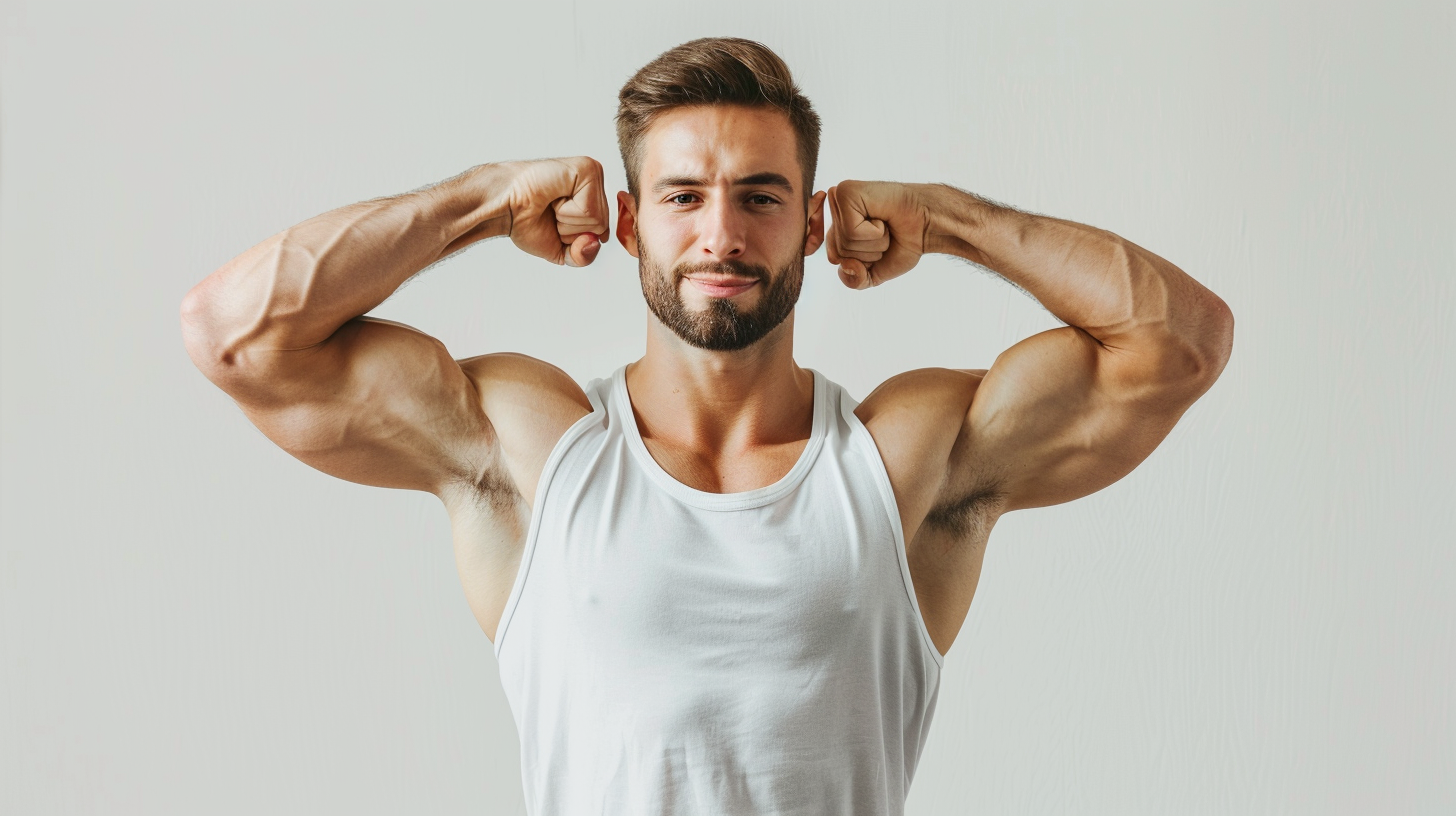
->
[181,37,1232,815]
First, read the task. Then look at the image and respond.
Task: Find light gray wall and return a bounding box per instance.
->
[2,0,1452,812]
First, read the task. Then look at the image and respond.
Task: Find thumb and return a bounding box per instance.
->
[837,258,872,290]
[562,232,601,267]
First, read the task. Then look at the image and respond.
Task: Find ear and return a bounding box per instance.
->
[615,191,640,258]
[802,190,827,257]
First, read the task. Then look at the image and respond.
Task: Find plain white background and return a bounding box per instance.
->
[2,0,1452,812]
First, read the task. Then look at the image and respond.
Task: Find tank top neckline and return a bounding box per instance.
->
[609,365,829,512]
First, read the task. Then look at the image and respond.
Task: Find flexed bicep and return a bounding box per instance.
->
[961,325,1213,513]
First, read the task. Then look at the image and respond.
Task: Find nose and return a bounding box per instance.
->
[698,195,746,261]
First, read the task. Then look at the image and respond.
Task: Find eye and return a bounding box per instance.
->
[748,194,780,206]
[669,193,699,205]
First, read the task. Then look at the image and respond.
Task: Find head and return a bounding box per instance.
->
[614,38,826,352]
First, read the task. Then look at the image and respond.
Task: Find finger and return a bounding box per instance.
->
[830,182,870,230]
[563,232,600,267]
[554,161,610,239]
[826,186,850,265]
[591,164,611,244]
[554,188,608,224]
[829,183,890,259]
[576,232,601,266]
[834,247,884,264]
[838,259,872,290]
[840,217,891,254]
[554,198,608,237]
[826,184,845,240]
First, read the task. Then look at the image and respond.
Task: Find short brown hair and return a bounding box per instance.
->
[616,38,822,201]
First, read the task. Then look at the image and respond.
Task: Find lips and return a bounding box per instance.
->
[686,276,759,298]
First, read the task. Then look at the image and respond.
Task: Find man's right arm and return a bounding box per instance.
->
[179,158,609,496]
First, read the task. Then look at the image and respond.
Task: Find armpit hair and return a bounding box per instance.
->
[439,434,522,513]
[468,463,522,511]
[923,480,1007,538]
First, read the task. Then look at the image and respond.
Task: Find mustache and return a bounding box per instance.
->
[673,259,771,281]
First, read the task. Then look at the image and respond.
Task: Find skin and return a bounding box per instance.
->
[181,104,1234,657]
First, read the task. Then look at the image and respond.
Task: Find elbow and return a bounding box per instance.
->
[179,286,211,358]
[180,283,240,377]
[1139,294,1234,395]
[1169,294,1233,389]
[1196,295,1235,383]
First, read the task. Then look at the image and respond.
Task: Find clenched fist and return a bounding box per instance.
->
[825,181,935,289]
[498,157,611,267]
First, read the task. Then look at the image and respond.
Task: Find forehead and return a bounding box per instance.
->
[639,105,801,191]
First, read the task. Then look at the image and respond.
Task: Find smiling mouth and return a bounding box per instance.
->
[685,277,759,298]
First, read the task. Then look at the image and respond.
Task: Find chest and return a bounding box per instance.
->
[637,435,811,495]
[526,455,908,668]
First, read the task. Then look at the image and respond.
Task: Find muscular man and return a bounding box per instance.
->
[181,37,1232,815]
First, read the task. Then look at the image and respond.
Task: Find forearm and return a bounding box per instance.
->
[921,184,1233,374]
[182,163,513,364]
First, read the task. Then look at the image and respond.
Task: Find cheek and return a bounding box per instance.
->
[642,214,696,256]
[759,218,808,259]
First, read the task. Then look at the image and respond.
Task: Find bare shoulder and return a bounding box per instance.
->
[853,367,993,540]
[854,366,987,455]
[457,352,591,417]
[449,353,593,509]
[856,367,987,417]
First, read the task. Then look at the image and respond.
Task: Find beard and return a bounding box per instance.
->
[637,232,804,352]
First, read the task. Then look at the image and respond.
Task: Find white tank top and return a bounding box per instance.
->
[494,365,943,815]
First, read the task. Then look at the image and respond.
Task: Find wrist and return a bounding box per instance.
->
[917,183,993,262]
[432,162,517,242]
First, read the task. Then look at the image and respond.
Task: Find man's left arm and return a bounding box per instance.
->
[827,181,1235,514]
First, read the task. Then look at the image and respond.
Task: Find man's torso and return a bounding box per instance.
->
[438,355,999,658]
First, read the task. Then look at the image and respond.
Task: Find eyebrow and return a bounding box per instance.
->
[651,172,795,193]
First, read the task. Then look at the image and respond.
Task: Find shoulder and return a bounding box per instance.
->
[853,367,987,445]
[449,353,595,508]
[457,352,592,416]
[852,367,993,538]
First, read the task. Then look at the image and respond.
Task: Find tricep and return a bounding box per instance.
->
[187,315,493,494]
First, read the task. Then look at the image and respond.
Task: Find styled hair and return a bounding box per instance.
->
[616,37,822,201]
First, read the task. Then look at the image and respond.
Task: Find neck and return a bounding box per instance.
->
[626,311,813,450]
